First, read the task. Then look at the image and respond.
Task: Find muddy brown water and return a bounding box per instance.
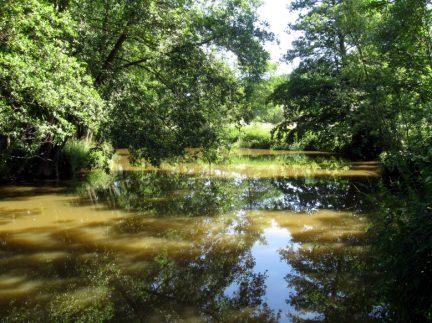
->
[0,150,381,322]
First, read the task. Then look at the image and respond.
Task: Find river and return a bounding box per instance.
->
[0,150,382,322]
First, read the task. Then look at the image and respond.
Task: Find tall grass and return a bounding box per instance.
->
[228,123,275,149]
[61,139,93,176]
[239,123,273,149]
[61,139,114,176]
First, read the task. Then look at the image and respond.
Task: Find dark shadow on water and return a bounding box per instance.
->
[0,153,387,322]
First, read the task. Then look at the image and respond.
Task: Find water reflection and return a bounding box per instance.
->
[0,151,381,322]
[78,170,377,217]
[114,149,380,178]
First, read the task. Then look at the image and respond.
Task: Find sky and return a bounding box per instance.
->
[258,0,300,75]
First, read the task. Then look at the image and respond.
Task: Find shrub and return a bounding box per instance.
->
[88,142,114,172]
[0,155,9,182]
[61,139,92,176]
[61,139,114,176]
[370,187,432,321]
[238,123,273,149]
[226,126,241,146]
[227,122,299,150]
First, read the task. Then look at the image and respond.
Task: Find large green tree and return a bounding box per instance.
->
[377,0,432,162]
[273,0,432,159]
[0,0,104,177]
[271,1,432,320]
[67,0,272,163]
[0,0,272,178]
[272,0,388,157]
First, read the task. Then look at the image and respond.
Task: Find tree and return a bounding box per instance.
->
[273,0,432,160]
[244,65,287,124]
[272,0,386,158]
[0,0,272,178]
[67,0,272,164]
[0,0,104,178]
[377,0,432,156]
[272,2,432,319]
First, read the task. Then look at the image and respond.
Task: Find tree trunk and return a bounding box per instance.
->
[95,30,128,85]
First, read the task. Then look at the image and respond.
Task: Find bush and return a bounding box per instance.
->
[0,155,9,182]
[226,126,241,146]
[238,123,273,149]
[61,139,92,176]
[227,122,302,150]
[370,188,432,321]
[380,148,432,187]
[88,141,115,172]
[61,139,114,176]
[371,148,432,321]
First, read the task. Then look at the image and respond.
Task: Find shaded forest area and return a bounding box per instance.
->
[0,0,273,178]
[1,0,431,179]
[0,0,432,321]
[272,3,432,320]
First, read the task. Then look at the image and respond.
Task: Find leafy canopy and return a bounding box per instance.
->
[0,0,104,176]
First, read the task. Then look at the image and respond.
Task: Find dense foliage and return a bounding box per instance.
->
[244,66,287,123]
[0,0,271,178]
[271,0,432,320]
[272,0,432,160]
[1,0,432,319]
[0,0,105,178]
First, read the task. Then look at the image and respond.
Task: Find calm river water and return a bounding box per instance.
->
[0,150,382,322]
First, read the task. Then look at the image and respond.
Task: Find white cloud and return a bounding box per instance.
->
[258,0,300,74]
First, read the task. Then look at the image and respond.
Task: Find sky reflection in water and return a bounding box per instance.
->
[0,150,380,322]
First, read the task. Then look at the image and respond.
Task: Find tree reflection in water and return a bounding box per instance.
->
[78,170,377,216]
[1,204,280,321]
[1,154,381,322]
[280,245,379,322]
